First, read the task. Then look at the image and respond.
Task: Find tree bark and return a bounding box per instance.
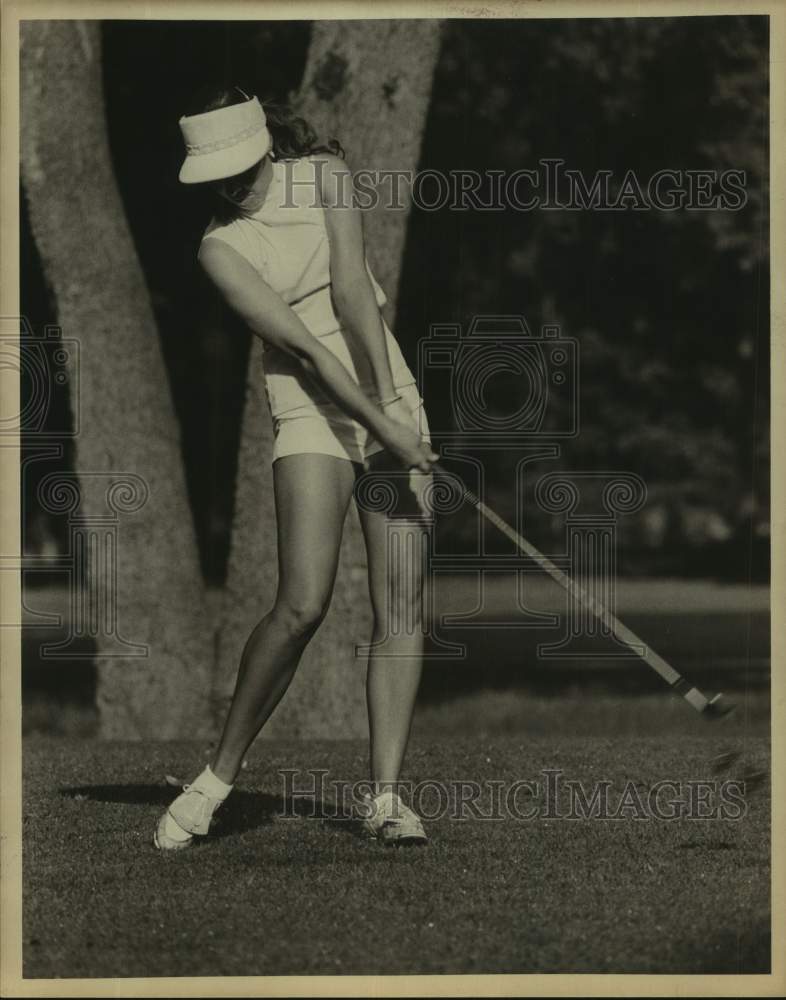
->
[213,19,443,739]
[20,20,215,739]
[297,19,443,316]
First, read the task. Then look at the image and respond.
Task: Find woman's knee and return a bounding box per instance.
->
[272,594,332,639]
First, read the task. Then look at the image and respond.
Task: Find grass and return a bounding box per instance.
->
[22,727,770,978]
[413,687,770,738]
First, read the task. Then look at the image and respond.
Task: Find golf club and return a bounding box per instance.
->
[432,462,734,720]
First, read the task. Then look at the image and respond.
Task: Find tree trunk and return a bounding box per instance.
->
[213,19,443,739]
[298,19,444,316]
[20,20,215,739]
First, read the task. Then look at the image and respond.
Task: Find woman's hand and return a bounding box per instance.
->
[379,417,438,473]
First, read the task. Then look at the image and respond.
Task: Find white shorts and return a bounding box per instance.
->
[272,379,431,467]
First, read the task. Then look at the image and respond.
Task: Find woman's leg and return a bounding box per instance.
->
[210,453,357,784]
[357,461,431,795]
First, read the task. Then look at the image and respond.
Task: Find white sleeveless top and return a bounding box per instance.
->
[201,155,414,418]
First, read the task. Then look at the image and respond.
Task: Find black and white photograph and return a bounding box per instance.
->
[1,0,782,993]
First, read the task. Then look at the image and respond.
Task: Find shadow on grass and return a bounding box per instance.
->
[57,784,364,840]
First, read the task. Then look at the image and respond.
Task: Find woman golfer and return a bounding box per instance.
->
[155,87,437,851]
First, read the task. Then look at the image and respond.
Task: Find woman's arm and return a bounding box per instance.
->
[317,155,408,416]
[198,238,436,472]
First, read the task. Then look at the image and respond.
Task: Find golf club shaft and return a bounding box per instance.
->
[433,463,715,713]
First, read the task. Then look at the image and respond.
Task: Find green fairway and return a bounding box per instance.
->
[22,732,769,977]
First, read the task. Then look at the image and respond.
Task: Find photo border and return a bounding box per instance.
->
[1,1,782,996]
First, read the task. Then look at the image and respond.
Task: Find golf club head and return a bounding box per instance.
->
[702,693,735,721]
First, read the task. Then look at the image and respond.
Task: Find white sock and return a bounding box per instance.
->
[190,764,233,800]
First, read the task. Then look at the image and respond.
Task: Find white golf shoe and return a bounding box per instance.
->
[357,790,427,846]
[153,783,226,851]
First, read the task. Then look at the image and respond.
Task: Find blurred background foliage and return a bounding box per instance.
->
[399,15,769,579]
[22,15,769,583]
